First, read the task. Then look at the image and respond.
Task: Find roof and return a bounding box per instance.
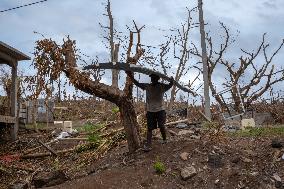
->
[0,41,31,62]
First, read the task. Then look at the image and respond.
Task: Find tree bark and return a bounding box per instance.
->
[118,98,141,152]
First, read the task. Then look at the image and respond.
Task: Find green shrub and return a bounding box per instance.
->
[111,106,120,114]
[88,133,101,143]
[79,123,105,133]
[76,142,100,153]
[153,159,166,174]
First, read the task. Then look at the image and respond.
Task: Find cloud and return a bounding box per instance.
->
[1,0,284,98]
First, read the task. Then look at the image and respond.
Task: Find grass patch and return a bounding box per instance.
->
[229,126,284,137]
[76,142,101,153]
[25,123,47,130]
[78,123,105,133]
[153,157,166,175]
[87,133,101,143]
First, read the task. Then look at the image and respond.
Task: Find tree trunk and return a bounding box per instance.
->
[168,85,177,110]
[118,98,141,153]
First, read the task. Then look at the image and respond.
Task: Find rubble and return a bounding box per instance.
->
[180,152,189,161]
[33,170,69,188]
[180,165,197,180]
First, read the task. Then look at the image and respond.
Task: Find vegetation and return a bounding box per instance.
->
[230,126,284,137]
[153,157,166,175]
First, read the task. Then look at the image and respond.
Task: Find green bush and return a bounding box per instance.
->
[153,159,166,174]
[111,106,120,114]
[88,133,101,143]
[79,123,105,133]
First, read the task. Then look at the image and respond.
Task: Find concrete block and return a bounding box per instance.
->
[241,118,255,130]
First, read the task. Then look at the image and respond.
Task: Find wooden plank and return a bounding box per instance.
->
[0,115,16,123]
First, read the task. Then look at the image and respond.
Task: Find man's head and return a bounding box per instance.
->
[150,74,160,84]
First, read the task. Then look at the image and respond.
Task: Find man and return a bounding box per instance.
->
[127,72,174,152]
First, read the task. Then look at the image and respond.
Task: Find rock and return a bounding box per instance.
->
[272,173,282,188]
[208,154,223,168]
[180,165,197,180]
[33,170,69,188]
[250,172,259,176]
[9,181,28,189]
[231,156,241,164]
[241,157,252,163]
[180,152,189,161]
[271,140,283,148]
[190,135,201,140]
[215,179,220,184]
[176,123,188,129]
[177,130,194,136]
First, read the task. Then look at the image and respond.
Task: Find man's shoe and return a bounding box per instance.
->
[143,144,152,152]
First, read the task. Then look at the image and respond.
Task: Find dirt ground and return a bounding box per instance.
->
[45,134,284,189]
[1,124,284,189]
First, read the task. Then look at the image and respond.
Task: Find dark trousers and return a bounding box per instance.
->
[146,110,167,147]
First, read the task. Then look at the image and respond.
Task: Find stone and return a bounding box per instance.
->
[250,172,259,176]
[33,170,69,188]
[9,181,28,189]
[272,173,282,188]
[271,140,283,148]
[177,130,194,136]
[231,156,241,164]
[208,154,223,168]
[180,165,197,180]
[176,123,188,129]
[190,135,201,140]
[241,157,252,163]
[180,152,189,161]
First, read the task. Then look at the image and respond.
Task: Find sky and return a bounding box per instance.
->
[0,0,284,100]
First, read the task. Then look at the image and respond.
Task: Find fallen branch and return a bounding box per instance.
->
[198,110,211,122]
[165,119,192,126]
[58,138,88,141]
[38,140,58,156]
[99,128,124,138]
[20,148,75,159]
[23,140,57,155]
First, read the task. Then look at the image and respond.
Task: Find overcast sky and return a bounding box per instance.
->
[1,0,284,99]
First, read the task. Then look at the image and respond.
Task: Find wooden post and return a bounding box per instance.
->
[10,60,18,140]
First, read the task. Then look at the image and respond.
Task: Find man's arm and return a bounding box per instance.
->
[164,76,174,91]
[126,71,147,90]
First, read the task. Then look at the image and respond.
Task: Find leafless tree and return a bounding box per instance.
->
[33,23,145,153]
[100,0,120,88]
[190,23,284,114]
[159,7,200,109]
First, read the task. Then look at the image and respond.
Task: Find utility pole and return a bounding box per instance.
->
[198,0,211,120]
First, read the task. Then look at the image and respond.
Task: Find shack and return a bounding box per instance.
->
[0,41,30,140]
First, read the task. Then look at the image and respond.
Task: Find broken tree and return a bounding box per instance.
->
[190,23,284,113]
[33,23,145,153]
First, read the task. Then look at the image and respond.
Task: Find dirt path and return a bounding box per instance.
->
[44,136,284,189]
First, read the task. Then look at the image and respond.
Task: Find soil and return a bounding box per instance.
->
[1,125,284,189]
[46,134,283,189]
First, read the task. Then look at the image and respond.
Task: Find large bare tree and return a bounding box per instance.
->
[190,23,284,114]
[100,0,120,88]
[159,7,199,109]
[33,24,145,153]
